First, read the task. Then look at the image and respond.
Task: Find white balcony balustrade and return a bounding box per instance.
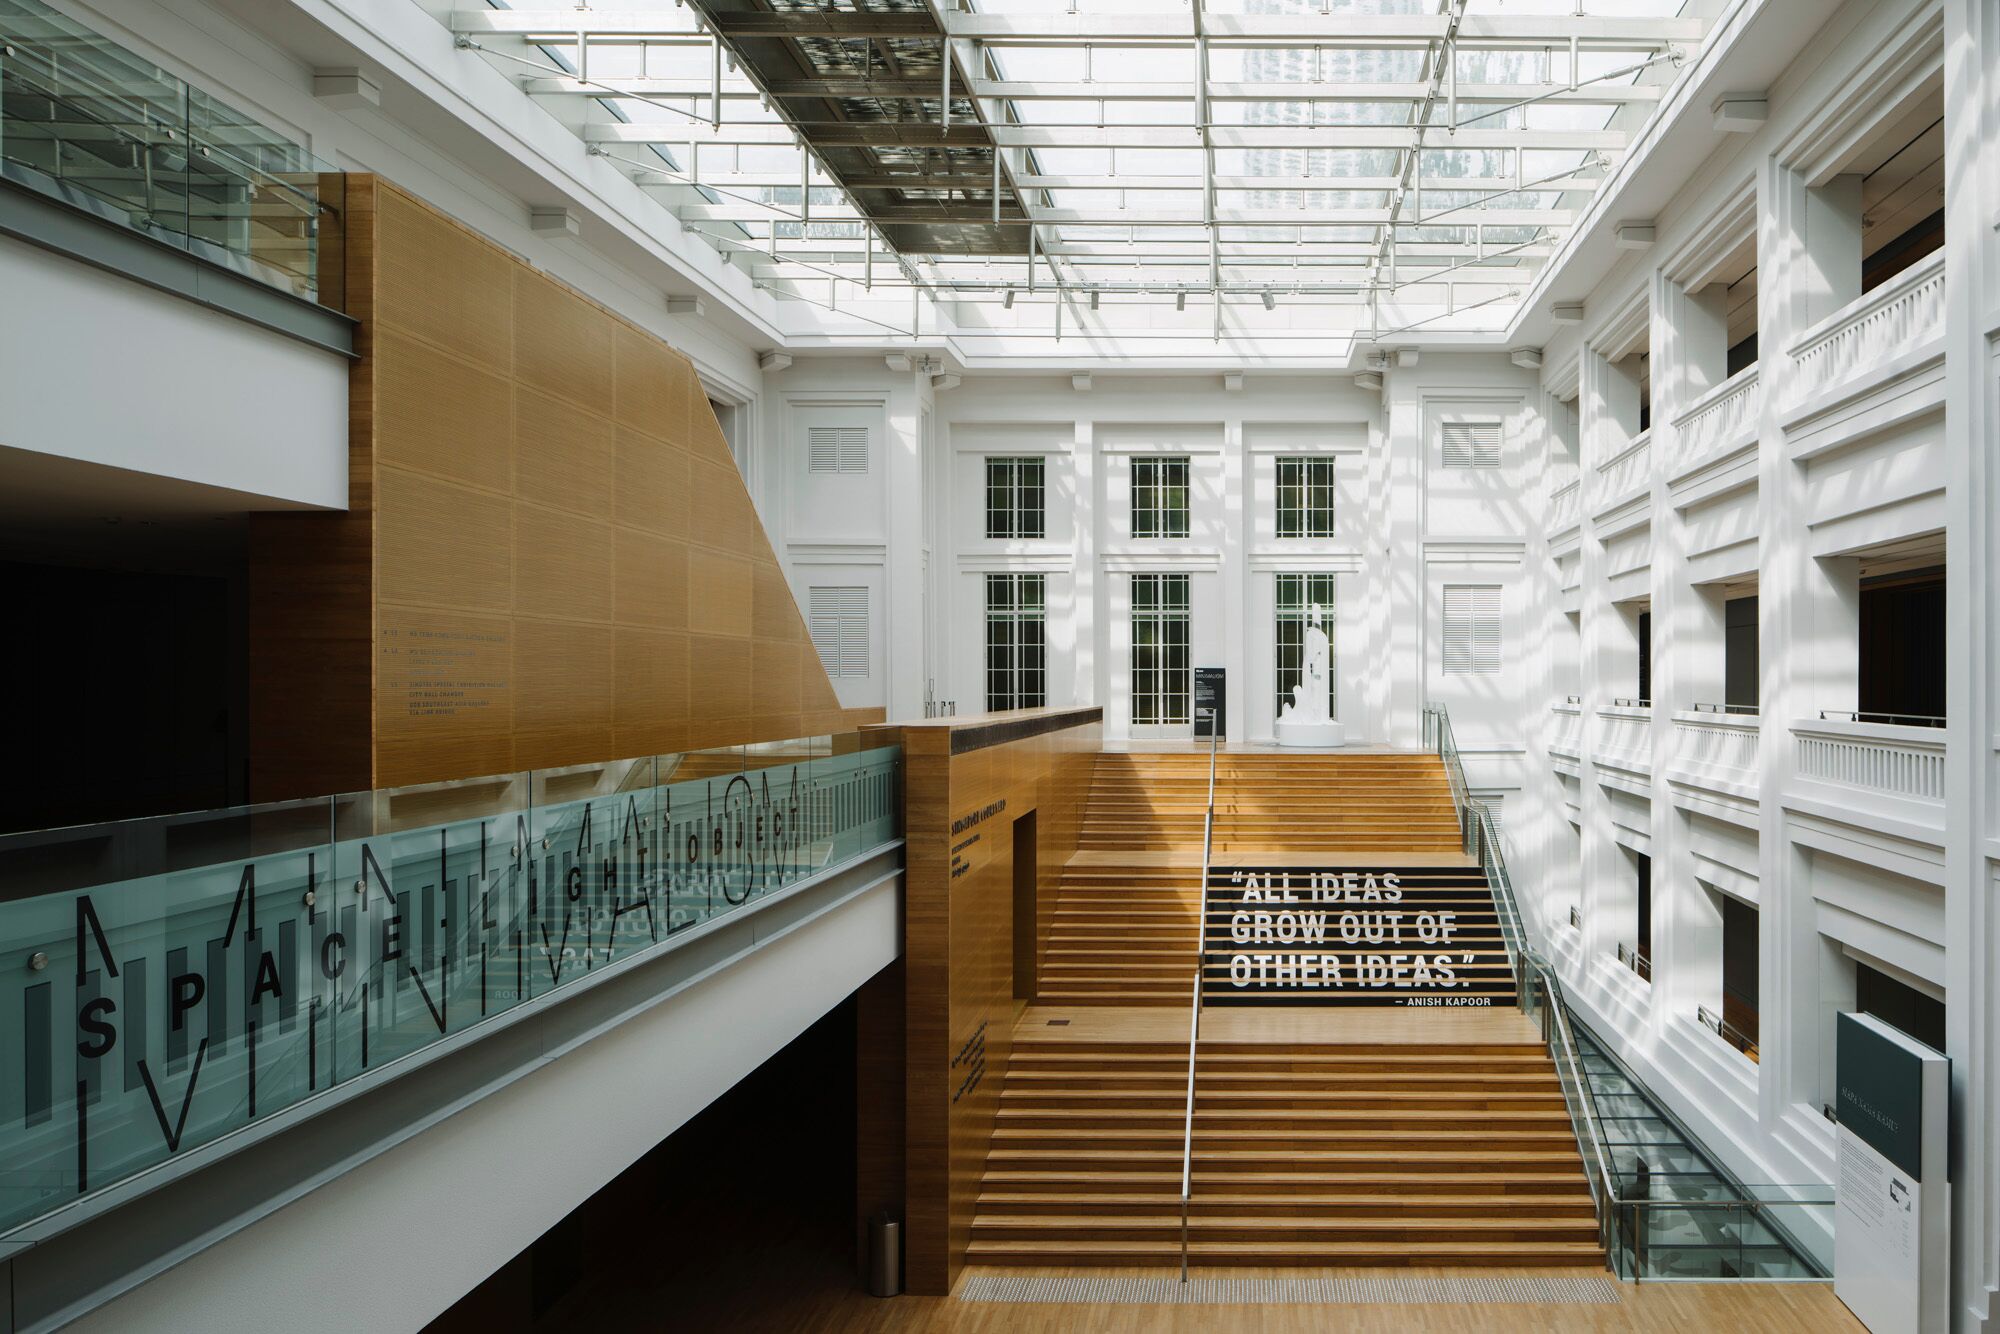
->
[1668,366,1759,477]
[1784,251,1945,413]
[1668,707,1760,801]
[1592,431,1651,515]
[1593,701,1654,780]
[1549,478,1581,533]
[1550,699,1583,772]
[1791,716,1946,804]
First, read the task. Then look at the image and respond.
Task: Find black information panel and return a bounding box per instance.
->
[1201,865,1517,1007]
[1194,666,1225,739]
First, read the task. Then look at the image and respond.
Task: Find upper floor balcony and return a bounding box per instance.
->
[1667,365,1760,482]
[1780,250,1945,451]
[0,0,346,316]
[0,735,902,1242]
[1548,477,1582,537]
[1789,712,1945,844]
[1550,698,1583,775]
[1666,705,1761,817]
[1593,699,1654,788]
[1591,431,1652,519]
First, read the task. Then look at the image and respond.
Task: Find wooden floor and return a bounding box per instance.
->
[872,1271,1863,1333]
[565,1263,1864,1333]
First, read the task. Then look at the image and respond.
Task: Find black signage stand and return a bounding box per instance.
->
[1194,667,1225,739]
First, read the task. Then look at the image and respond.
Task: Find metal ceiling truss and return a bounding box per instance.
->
[447,2,1704,319]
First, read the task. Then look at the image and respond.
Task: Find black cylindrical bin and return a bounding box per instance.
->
[867,1212,901,1297]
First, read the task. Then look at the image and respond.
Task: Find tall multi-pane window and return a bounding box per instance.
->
[1275,457,1338,538]
[985,574,1047,711]
[985,457,1046,539]
[1275,574,1338,717]
[1442,584,1503,674]
[1130,456,1191,538]
[1131,573,1192,725]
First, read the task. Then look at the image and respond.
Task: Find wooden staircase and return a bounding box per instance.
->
[970,1028,1602,1267]
[968,746,1603,1272]
[1079,751,1464,853]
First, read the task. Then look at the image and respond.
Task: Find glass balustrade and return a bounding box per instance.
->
[1425,703,1832,1283]
[0,736,900,1236]
[0,0,343,306]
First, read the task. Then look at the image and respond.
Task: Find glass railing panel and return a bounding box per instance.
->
[0,736,900,1238]
[0,0,342,307]
[0,793,336,1231]
[1628,1195,1834,1279]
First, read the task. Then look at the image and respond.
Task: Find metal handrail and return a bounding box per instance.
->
[1530,954,1626,1251]
[1617,941,1653,982]
[1697,1004,1762,1058]
[1817,709,1946,728]
[1691,702,1759,716]
[1424,704,1618,1260]
[1177,719,1221,1282]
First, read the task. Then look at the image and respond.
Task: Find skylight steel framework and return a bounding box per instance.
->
[446,1,1706,323]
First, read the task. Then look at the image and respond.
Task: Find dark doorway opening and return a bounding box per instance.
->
[1722,896,1760,1050]
[1859,567,1945,722]
[1635,852,1653,961]
[0,556,246,832]
[1856,962,1946,1052]
[1724,595,1759,710]
[1013,809,1039,1001]
[1636,610,1652,704]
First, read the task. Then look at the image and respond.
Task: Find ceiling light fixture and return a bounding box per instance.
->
[1003,289,1015,309]
[1261,291,1276,311]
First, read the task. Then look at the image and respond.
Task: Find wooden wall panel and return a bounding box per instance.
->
[514,504,614,624]
[375,468,514,612]
[373,330,512,486]
[248,177,877,798]
[374,605,515,784]
[513,386,615,518]
[871,709,1102,1294]
[248,175,378,799]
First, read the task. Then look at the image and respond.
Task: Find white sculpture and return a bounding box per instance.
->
[1275,604,1345,747]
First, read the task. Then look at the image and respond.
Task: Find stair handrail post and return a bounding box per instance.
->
[1178,719,1220,1283]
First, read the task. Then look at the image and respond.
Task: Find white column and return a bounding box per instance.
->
[1384,370,1424,747]
[1221,415,1249,739]
[1650,269,1723,1026]
[1071,418,1097,708]
[1759,158,1864,1143]
[1577,346,1632,962]
[1942,0,1999,1325]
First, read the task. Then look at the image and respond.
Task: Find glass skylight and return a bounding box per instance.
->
[444,0,1707,332]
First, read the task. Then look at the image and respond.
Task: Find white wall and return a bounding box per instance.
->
[0,236,349,509]
[932,374,1388,740]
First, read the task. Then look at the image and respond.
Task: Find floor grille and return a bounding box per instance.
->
[956,1275,1622,1305]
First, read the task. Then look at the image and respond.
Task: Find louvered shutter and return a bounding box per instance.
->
[808,586,870,678]
[807,425,870,474]
[1441,421,1502,468]
[1443,585,1502,674]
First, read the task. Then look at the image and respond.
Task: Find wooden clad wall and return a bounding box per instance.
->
[873,709,1100,1294]
[250,177,874,797]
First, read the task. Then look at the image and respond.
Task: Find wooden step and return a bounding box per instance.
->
[964,1239,1607,1266]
